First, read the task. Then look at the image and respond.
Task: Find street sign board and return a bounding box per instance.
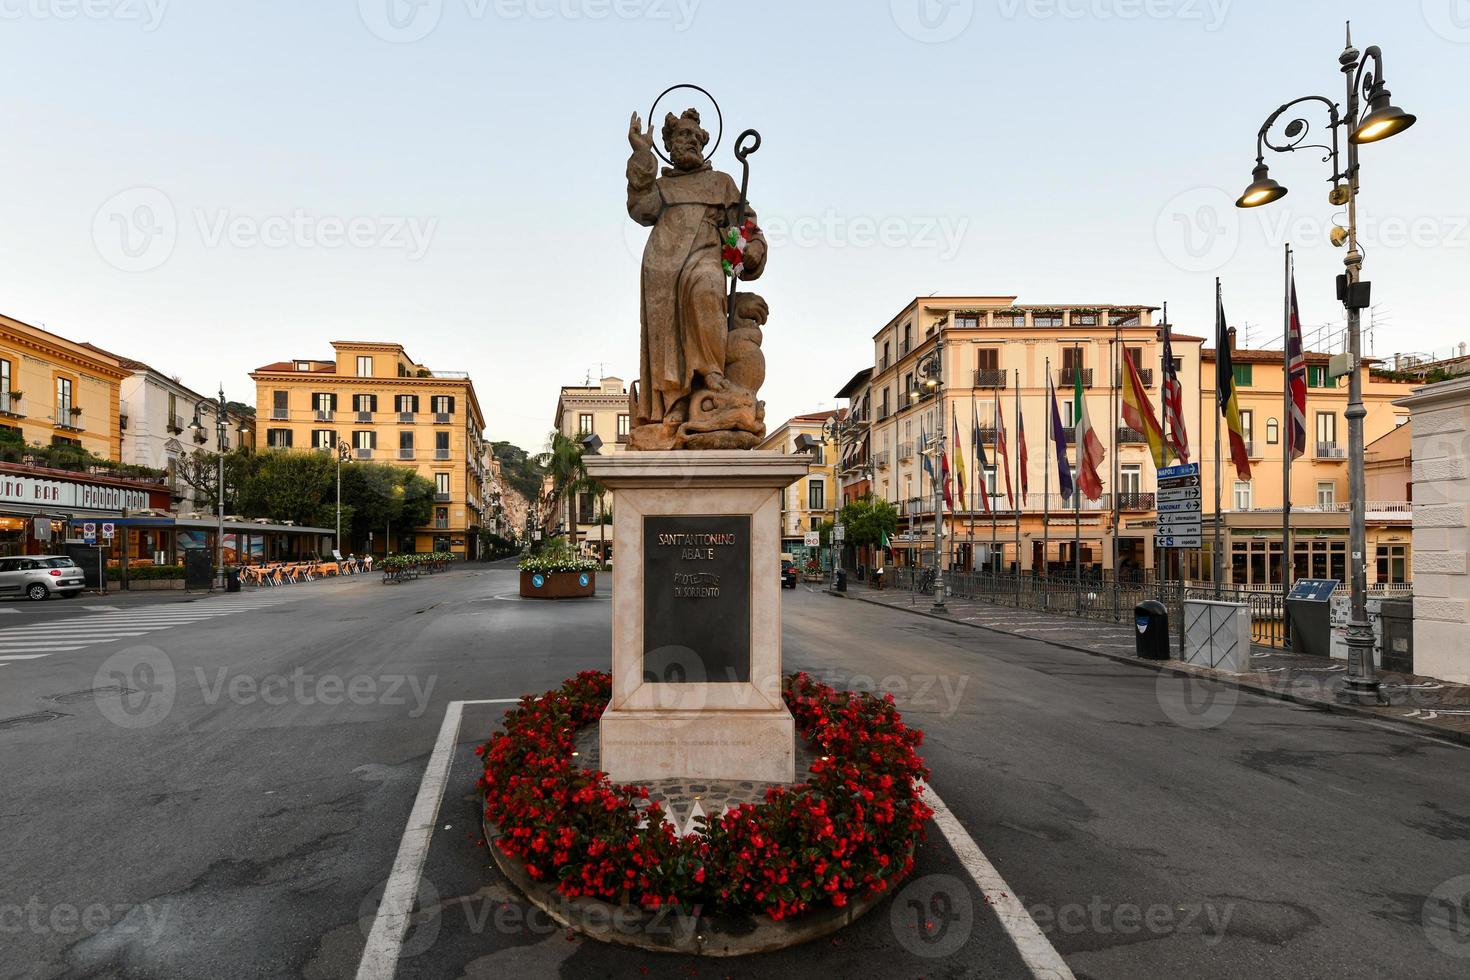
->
[833,524,846,542]
[101,522,115,539]
[83,522,96,537]
[1154,533,1202,549]
[803,531,821,548]
[1158,463,1200,480]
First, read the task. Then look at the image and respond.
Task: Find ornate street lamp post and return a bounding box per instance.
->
[1233,24,1414,705]
[916,340,946,612]
[335,440,353,553]
[188,387,249,589]
[820,412,864,589]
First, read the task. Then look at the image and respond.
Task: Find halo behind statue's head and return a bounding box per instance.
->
[648,83,723,168]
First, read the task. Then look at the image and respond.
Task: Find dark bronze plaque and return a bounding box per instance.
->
[643,515,750,684]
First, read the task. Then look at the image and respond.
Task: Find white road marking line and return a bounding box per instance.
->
[0,608,17,614]
[0,654,52,660]
[920,780,1076,980]
[355,698,524,980]
[82,605,121,611]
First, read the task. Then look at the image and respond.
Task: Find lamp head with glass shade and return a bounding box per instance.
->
[1351,84,1415,144]
[1236,162,1288,208]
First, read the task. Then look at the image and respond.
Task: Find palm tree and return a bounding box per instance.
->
[537,430,585,550]
[581,472,609,563]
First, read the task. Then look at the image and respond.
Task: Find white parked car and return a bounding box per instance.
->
[0,555,86,600]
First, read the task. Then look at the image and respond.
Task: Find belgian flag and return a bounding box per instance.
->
[1215,289,1251,480]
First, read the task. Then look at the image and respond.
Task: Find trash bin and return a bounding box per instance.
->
[1134,600,1169,660]
[836,569,848,593]
[226,567,242,593]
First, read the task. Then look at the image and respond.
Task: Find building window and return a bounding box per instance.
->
[881,341,891,370]
[1033,313,1063,328]
[435,507,449,529]
[272,390,289,420]
[312,429,335,449]
[1238,409,1254,450]
[1307,365,1330,388]
[1063,399,1075,427]
[1233,480,1252,511]
[356,356,373,377]
[1232,364,1252,387]
[395,394,418,414]
[0,358,10,398]
[1120,463,1142,495]
[1316,481,1336,508]
[808,480,825,511]
[436,472,450,495]
[399,430,414,453]
[435,430,450,458]
[353,430,375,450]
[1266,418,1279,445]
[578,413,594,435]
[1061,346,1085,385]
[52,435,81,448]
[617,414,630,440]
[353,393,377,413]
[267,428,292,448]
[55,377,73,420]
[431,395,454,415]
[1376,544,1407,584]
[1316,411,1337,446]
[902,323,912,353]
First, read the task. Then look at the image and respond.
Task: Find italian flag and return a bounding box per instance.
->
[1074,361,1106,501]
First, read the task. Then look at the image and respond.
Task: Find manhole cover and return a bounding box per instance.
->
[0,711,69,730]
[45,686,135,705]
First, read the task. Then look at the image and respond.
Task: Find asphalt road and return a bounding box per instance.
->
[1,565,1467,979]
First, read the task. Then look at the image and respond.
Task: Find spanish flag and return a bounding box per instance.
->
[1121,352,1167,469]
[1215,287,1251,479]
[951,404,966,509]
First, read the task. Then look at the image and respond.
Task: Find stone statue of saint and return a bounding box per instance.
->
[625,107,768,450]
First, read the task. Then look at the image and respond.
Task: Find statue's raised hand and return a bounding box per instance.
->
[628,112,655,153]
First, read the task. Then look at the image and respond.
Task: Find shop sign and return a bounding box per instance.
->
[0,474,150,512]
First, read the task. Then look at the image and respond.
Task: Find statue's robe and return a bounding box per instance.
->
[627,151,765,425]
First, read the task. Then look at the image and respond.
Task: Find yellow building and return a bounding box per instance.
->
[1195,329,1416,587]
[0,312,126,460]
[250,341,489,559]
[861,296,1203,577]
[552,376,629,560]
[757,411,839,561]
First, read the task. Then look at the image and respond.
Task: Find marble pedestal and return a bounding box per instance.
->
[582,450,809,784]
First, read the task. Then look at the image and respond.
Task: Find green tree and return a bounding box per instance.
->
[537,430,585,546]
[235,450,334,526]
[838,497,899,549]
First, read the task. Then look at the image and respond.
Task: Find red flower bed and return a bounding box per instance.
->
[479,670,932,922]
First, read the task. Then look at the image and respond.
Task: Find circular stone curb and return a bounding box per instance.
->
[482,814,899,956]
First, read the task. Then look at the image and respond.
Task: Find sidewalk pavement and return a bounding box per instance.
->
[837,579,1470,744]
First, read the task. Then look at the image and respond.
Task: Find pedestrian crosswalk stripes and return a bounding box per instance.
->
[0,594,303,665]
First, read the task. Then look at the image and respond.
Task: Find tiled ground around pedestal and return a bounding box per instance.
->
[574,726,819,834]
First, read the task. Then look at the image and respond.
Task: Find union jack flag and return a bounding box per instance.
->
[1286,266,1308,460]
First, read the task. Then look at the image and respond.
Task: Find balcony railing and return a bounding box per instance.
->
[0,395,24,418]
[1316,441,1347,460]
[271,408,289,420]
[435,448,451,460]
[1060,368,1093,388]
[398,448,415,460]
[872,450,891,468]
[1133,367,1154,387]
[166,414,186,433]
[355,447,373,460]
[435,412,451,424]
[434,492,452,503]
[898,441,914,461]
[315,409,334,421]
[616,432,629,444]
[434,519,450,529]
[399,411,415,423]
[1116,491,1155,511]
[975,426,999,444]
[357,411,373,423]
[1117,426,1146,444]
[973,369,1007,389]
[56,409,84,432]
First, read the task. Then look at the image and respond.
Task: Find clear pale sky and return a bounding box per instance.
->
[0,0,1463,451]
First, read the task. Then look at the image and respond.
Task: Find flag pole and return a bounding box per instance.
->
[990,395,998,576]
[1214,278,1224,597]
[1073,342,1081,588]
[1043,363,1051,585]
[1111,320,1121,617]
[1014,368,1022,590]
[968,394,976,572]
[1282,243,1294,642]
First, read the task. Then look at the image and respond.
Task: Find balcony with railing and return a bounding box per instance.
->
[975,425,999,444]
[431,370,470,379]
[166,413,186,434]
[434,517,450,529]
[872,449,891,469]
[56,408,84,432]
[398,448,415,460]
[398,411,415,423]
[1060,367,1093,388]
[271,407,289,420]
[435,448,451,460]
[1316,441,1347,460]
[973,369,1007,389]
[1116,491,1155,511]
[315,409,335,422]
[355,447,373,460]
[435,412,451,424]
[1134,367,1154,387]
[434,492,452,503]
[898,441,914,461]
[356,411,374,423]
[0,394,25,418]
[1117,426,1146,444]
